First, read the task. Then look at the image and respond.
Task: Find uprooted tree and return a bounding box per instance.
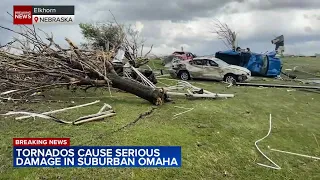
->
[0,21,166,105]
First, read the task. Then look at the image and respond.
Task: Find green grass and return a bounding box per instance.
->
[146,59,164,70]
[0,57,320,179]
[282,57,320,79]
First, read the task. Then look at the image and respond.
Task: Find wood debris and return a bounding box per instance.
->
[164,81,234,99]
[0,24,167,105]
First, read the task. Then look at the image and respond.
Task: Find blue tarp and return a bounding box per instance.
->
[215,50,282,77]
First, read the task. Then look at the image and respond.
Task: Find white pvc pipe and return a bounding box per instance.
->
[16,100,100,120]
[270,148,320,160]
[98,103,112,113]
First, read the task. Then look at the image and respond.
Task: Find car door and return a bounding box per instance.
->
[202,59,224,80]
[188,59,205,78]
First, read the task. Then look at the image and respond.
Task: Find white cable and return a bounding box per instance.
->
[269,148,320,160]
[172,107,194,119]
[254,114,281,170]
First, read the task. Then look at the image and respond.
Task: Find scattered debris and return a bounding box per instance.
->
[269,148,320,160]
[301,79,320,85]
[255,114,281,170]
[226,83,233,88]
[294,68,320,78]
[281,71,297,79]
[236,82,320,90]
[298,89,320,94]
[98,103,113,113]
[1,101,116,125]
[196,141,203,147]
[165,81,234,99]
[16,100,100,120]
[1,111,72,124]
[255,114,320,170]
[0,24,166,105]
[197,124,209,128]
[173,106,194,119]
[312,133,319,148]
[73,110,116,125]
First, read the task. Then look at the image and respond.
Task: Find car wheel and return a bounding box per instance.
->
[224,74,237,84]
[179,71,190,81]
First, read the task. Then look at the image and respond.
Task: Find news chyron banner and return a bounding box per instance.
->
[13,5,74,24]
[13,138,182,167]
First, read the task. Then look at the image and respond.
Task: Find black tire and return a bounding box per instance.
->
[178,71,190,81]
[224,74,237,84]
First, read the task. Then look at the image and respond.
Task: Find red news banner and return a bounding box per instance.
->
[13,5,74,25]
[13,138,70,146]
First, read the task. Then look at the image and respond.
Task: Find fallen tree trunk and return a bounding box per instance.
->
[107,73,165,105]
[62,43,166,105]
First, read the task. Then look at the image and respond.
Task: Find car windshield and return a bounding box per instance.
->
[213,59,229,66]
[173,52,185,55]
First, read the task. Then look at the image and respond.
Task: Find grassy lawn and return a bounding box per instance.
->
[0,57,320,179]
[282,57,320,79]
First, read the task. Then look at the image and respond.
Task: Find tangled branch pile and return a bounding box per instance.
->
[0,25,166,105]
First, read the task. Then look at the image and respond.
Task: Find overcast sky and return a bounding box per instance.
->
[1,0,320,56]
